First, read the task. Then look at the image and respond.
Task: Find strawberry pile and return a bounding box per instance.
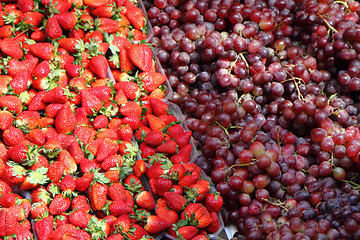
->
[0,1,223,239]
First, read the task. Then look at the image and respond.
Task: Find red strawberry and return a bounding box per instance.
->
[188,180,210,202]
[108,183,127,202]
[139,142,155,159]
[155,140,178,155]
[114,81,140,100]
[119,47,135,72]
[0,193,16,208]
[170,144,192,164]
[155,178,173,197]
[0,38,23,59]
[45,16,62,39]
[122,115,141,130]
[144,215,171,235]
[128,224,147,240]
[3,126,25,147]
[89,182,108,211]
[128,44,152,72]
[132,159,146,178]
[112,214,130,234]
[75,173,93,192]
[166,124,184,139]
[55,102,77,134]
[135,191,155,210]
[118,125,133,142]
[156,207,178,225]
[149,98,169,116]
[145,162,167,180]
[88,85,112,102]
[0,109,13,130]
[206,212,220,233]
[125,5,145,30]
[15,110,40,130]
[146,114,166,131]
[34,216,54,240]
[205,192,223,213]
[89,55,108,79]
[30,202,48,219]
[176,225,199,240]
[58,149,77,175]
[55,12,77,30]
[163,191,186,212]
[21,11,43,28]
[109,199,132,216]
[0,25,14,39]
[175,131,192,149]
[80,89,103,114]
[169,163,185,180]
[49,194,71,215]
[28,43,55,60]
[0,95,23,114]
[100,154,123,171]
[60,175,76,196]
[181,203,213,228]
[17,0,35,12]
[139,72,166,93]
[69,210,88,228]
[144,129,164,147]
[71,195,91,213]
[120,101,142,116]
[83,0,111,8]
[98,17,119,33]
[34,60,50,78]
[96,139,119,162]
[0,208,19,236]
[47,161,64,184]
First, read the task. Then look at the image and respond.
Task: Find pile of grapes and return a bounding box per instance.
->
[143,0,360,239]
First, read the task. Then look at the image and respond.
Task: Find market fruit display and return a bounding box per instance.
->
[143,0,360,239]
[0,0,222,239]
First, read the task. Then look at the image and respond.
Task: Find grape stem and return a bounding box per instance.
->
[317,13,338,38]
[342,180,360,190]
[334,0,349,11]
[226,161,258,173]
[261,197,289,212]
[281,66,305,101]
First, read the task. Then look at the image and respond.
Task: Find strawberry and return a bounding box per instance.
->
[127,44,152,72]
[47,161,64,184]
[46,16,62,39]
[167,124,184,139]
[146,114,166,131]
[49,194,71,215]
[34,216,54,240]
[128,224,147,240]
[108,183,127,202]
[155,140,178,155]
[0,95,23,114]
[122,115,141,130]
[114,81,140,100]
[20,167,49,190]
[3,126,25,147]
[170,144,192,164]
[179,163,201,188]
[20,11,43,28]
[155,178,173,197]
[0,208,19,236]
[149,98,169,116]
[205,192,223,213]
[112,214,130,234]
[156,207,178,225]
[88,85,112,102]
[88,55,108,79]
[96,139,119,162]
[175,225,199,240]
[0,192,16,208]
[118,124,133,141]
[0,25,14,38]
[188,180,210,202]
[100,154,123,171]
[144,129,164,147]
[181,203,213,229]
[120,101,142,116]
[175,131,192,149]
[71,195,91,214]
[145,161,167,180]
[55,102,77,134]
[131,29,147,41]
[49,223,76,240]
[28,43,55,60]
[108,199,132,216]
[83,0,111,7]
[125,5,145,30]
[30,202,49,219]
[135,191,155,210]
[169,163,185,181]
[143,215,171,235]
[89,182,108,211]
[98,17,120,33]
[119,47,135,72]
[15,110,40,130]
[69,210,88,228]
[206,212,220,233]
[17,0,35,12]
[80,89,103,114]
[0,38,23,59]
[55,12,77,30]
[139,72,166,93]
[132,159,146,178]
[58,149,77,175]
[0,109,13,130]
[140,142,155,159]
[59,174,76,197]
[163,191,186,212]
[75,173,93,192]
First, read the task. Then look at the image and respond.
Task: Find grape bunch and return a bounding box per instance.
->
[143,0,360,238]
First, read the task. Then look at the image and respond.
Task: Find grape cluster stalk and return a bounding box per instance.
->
[144,0,360,239]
